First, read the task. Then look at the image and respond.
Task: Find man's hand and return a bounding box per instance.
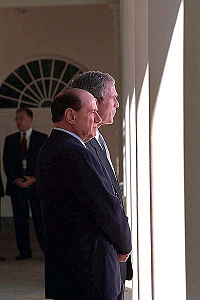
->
[14,177,29,188]
[118,252,131,262]
[24,176,35,187]
[14,176,35,188]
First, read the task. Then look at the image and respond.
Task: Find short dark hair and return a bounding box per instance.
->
[16,108,33,118]
[51,88,82,122]
[71,71,115,102]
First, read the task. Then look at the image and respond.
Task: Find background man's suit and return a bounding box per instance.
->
[3,129,47,257]
[0,172,4,199]
[86,136,133,298]
[36,129,132,300]
[0,171,4,232]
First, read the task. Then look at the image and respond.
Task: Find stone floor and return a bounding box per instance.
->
[0,220,132,300]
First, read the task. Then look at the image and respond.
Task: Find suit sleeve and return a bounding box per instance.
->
[68,149,132,255]
[3,137,18,182]
[0,172,4,197]
[26,133,48,177]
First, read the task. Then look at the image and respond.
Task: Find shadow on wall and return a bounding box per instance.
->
[149,0,182,119]
[122,0,182,113]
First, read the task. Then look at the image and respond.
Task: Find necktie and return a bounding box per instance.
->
[21,133,27,159]
[98,133,116,176]
[98,133,106,152]
[97,134,121,200]
[21,133,27,174]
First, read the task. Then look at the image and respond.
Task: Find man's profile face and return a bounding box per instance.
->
[15,111,32,132]
[73,91,101,142]
[97,81,119,125]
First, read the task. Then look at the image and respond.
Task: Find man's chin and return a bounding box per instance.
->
[101,120,114,125]
[83,132,96,143]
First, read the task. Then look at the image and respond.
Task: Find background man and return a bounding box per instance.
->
[36,88,131,300]
[3,108,47,260]
[71,71,133,299]
[0,172,4,201]
[0,170,5,260]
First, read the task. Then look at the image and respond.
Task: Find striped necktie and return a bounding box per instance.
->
[21,133,27,159]
[98,133,116,176]
[98,133,106,152]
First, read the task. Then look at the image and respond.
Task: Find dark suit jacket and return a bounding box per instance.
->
[36,129,132,300]
[0,172,4,197]
[86,138,122,200]
[3,130,47,196]
[86,137,133,282]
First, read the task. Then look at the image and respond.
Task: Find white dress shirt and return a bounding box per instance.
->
[20,127,33,149]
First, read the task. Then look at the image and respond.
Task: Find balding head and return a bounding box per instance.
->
[51,88,85,122]
[51,88,102,142]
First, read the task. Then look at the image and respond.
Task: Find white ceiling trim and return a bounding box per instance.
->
[0,0,118,8]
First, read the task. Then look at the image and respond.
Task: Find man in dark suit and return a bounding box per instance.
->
[0,172,4,200]
[71,71,133,299]
[3,108,47,260]
[0,170,4,222]
[0,170,6,260]
[36,88,132,300]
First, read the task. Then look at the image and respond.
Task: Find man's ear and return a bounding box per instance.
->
[64,108,76,124]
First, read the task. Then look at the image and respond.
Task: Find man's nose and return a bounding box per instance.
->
[115,99,119,108]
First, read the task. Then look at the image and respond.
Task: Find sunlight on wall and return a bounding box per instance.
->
[123,95,131,222]
[123,92,138,296]
[123,95,131,293]
[130,90,138,296]
[151,1,186,299]
[137,64,152,300]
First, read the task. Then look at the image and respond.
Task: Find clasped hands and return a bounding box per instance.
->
[14,176,35,188]
[118,252,131,262]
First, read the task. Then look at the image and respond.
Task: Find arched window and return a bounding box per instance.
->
[0,58,85,108]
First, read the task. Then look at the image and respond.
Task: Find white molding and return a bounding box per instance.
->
[0,0,118,8]
[0,55,86,109]
[0,54,87,88]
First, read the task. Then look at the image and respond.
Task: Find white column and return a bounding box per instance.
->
[108,2,123,178]
[120,0,152,299]
[149,1,186,299]
[120,0,138,298]
[135,0,152,299]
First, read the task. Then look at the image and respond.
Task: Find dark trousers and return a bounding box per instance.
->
[11,190,44,255]
[117,284,125,300]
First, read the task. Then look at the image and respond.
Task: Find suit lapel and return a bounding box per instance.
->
[87,138,122,200]
[89,138,104,157]
[15,132,22,161]
[50,129,87,151]
[27,130,35,159]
